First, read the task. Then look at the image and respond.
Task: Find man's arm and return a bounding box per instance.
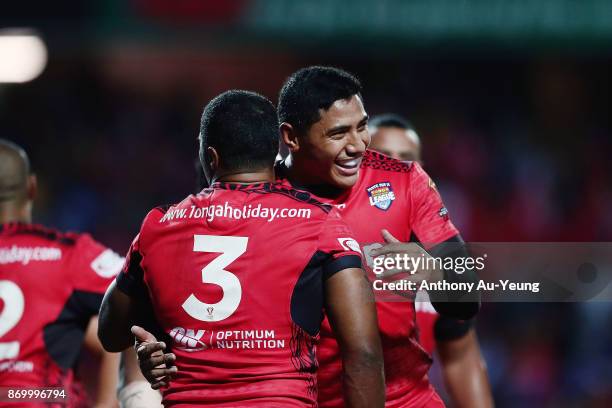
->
[437,328,494,408]
[325,267,385,408]
[82,316,120,407]
[370,232,480,320]
[98,280,141,352]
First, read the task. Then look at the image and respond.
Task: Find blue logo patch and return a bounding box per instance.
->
[367,182,395,211]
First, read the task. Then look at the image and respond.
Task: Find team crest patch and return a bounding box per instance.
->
[366,182,396,211]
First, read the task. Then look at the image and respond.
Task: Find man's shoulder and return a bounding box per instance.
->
[360,150,415,174]
[1,223,81,247]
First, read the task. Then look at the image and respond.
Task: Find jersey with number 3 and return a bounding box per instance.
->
[0,222,123,406]
[116,182,363,407]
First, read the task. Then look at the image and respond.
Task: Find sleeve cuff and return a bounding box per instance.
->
[434,316,473,342]
[323,254,363,280]
[115,272,147,297]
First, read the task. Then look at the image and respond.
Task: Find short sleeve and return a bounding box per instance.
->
[434,316,473,342]
[65,234,124,318]
[115,208,163,297]
[408,162,459,248]
[70,234,123,294]
[317,208,363,280]
[115,233,146,297]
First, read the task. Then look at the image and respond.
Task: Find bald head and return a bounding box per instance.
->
[0,139,31,203]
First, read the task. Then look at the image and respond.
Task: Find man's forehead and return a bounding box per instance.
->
[372,127,420,147]
[318,94,367,126]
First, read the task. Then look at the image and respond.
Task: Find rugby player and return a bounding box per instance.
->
[136,67,480,407]
[369,114,493,408]
[98,90,385,407]
[0,139,122,407]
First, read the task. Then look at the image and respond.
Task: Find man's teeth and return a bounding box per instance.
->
[337,160,359,168]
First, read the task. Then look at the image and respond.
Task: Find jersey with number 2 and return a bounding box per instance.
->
[0,222,122,407]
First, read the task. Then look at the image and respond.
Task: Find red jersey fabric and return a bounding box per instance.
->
[415,292,439,355]
[116,181,363,407]
[278,150,459,407]
[0,222,122,407]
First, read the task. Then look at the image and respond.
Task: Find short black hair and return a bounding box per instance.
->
[368,113,414,131]
[278,66,362,134]
[199,90,279,172]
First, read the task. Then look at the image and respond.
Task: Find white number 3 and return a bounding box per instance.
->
[182,235,247,322]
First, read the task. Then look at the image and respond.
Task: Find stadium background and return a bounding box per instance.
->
[1,1,611,406]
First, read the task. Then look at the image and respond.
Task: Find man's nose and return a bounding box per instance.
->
[346,131,368,155]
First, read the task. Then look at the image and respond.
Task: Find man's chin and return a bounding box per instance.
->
[330,172,360,190]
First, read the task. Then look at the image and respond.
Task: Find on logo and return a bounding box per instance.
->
[169,327,207,352]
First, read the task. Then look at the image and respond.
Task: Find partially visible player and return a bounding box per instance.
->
[98,90,385,407]
[369,114,494,408]
[0,139,122,407]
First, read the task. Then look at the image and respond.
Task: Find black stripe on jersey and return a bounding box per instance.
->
[291,251,328,337]
[0,222,77,245]
[323,255,362,280]
[210,181,332,214]
[43,290,104,369]
[261,183,332,214]
[361,150,413,173]
[434,316,473,342]
[115,250,147,297]
[291,252,362,337]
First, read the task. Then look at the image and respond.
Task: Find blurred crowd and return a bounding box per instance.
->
[1,52,611,407]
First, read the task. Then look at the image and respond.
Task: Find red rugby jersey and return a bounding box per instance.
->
[0,222,123,407]
[279,150,460,407]
[116,181,363,407]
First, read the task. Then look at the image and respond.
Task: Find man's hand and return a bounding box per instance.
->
[132,326,177,390]
[369,229,443,283]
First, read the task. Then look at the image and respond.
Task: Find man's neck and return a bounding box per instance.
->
[213,168,275,184]
[0,203,31,224]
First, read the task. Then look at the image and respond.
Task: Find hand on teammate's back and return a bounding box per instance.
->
[132,326,177,390]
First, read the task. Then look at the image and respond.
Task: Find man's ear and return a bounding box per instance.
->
[27,174,37,201]
[280,122,300,153]
[207,146,219,172]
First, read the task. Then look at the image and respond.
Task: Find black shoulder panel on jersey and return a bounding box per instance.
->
[290,251,329,337]
[0,222,77,245]
[434,316,473,342]
[361,150,413,173]
[261,183,332,214]
[323,255,362,280]
[115,249,147,297]
[290,251,363,337]
[43,290,104,369]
